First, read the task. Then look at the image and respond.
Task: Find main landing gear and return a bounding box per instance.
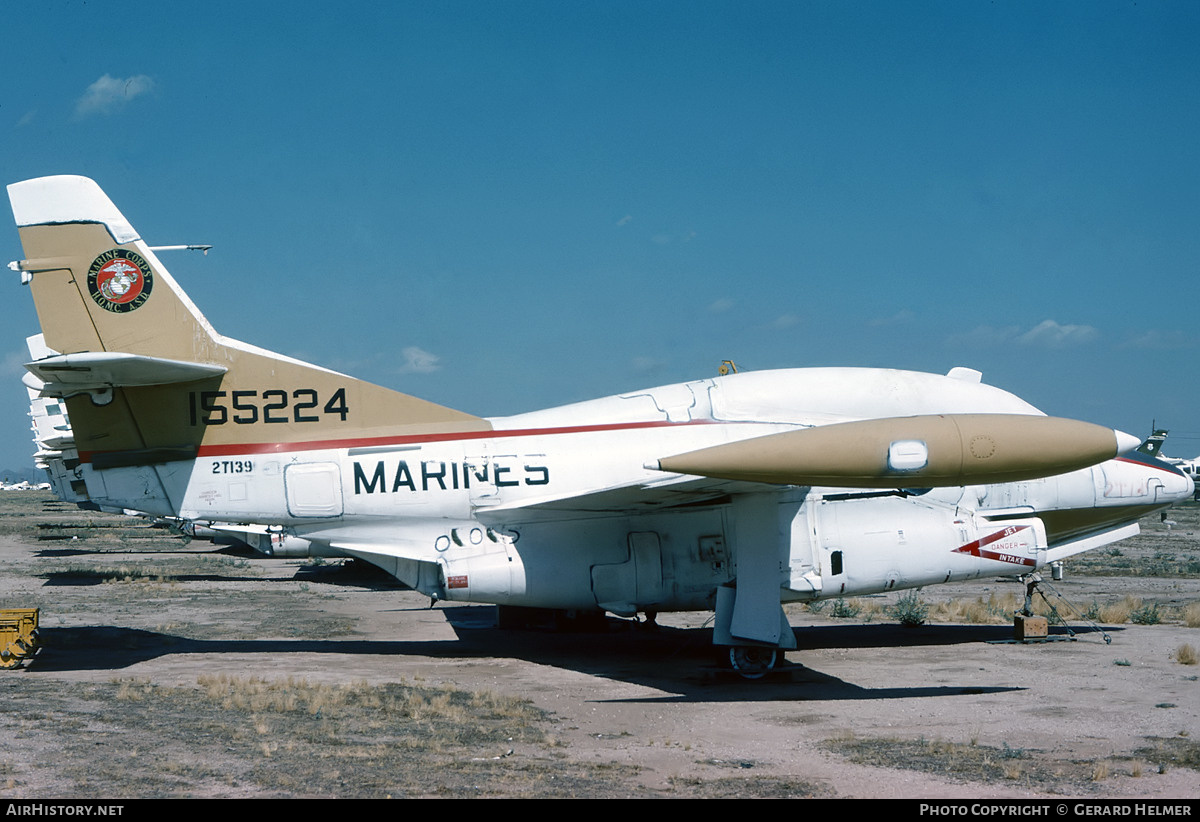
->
[725,645,781,679]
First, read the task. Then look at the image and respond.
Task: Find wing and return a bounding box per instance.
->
[473,472,780,524]
[475,413,1139,523]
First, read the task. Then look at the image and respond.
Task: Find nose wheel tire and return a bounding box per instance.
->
[727,646,779,679]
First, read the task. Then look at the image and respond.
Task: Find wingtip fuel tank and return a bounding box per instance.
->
[653,414,1137,488]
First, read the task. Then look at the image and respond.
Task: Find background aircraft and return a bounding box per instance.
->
[9,175,1193,676]
[1133,429,1200,501]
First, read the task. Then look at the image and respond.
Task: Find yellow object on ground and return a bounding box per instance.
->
[0,608,41,669]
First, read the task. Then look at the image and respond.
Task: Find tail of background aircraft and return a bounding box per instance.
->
[8,175,491,469]
[1136,429,1169,459]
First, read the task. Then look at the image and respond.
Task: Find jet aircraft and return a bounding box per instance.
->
[8,175,1193,676]
[1133,430,1200,501]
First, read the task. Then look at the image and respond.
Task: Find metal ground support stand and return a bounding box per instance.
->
[1032,574,1113,644]
[987,573,1112,646]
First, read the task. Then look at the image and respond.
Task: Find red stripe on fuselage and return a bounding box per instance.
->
[1114,454,1189,477]
[77,418,721,463]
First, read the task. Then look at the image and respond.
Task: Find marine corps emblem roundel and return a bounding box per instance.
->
[87,249,153,312]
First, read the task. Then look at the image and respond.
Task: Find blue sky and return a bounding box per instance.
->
[2,1,1199,471]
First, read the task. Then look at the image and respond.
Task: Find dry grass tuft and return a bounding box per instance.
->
[190,674,540,728]
[1174,644,1198,665]
[1184,602,1200,628]
[114,678,155,702]
[932,592,1033,624]
[1099,596,1141,624]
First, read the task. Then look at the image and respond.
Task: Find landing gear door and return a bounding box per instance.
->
[1150,478,1167,503]
[786,501,822,594]
[591,531,664,616]
[465,445,495,507]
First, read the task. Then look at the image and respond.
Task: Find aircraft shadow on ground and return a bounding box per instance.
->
[27,604,1096,701]
[35,559,407,590]
[38,571,286,586]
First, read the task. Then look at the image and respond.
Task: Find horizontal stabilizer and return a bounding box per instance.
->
[652,414,1140,488]
[26,352,227,394]
[1043,522,1140,564]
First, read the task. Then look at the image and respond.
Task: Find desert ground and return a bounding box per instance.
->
[0,490,1197,799]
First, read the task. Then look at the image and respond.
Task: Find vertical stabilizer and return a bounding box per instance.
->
[8,176,491,470]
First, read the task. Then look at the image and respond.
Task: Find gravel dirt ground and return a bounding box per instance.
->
[1,491,1197,799]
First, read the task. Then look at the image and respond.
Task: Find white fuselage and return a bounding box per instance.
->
[67,367,1193,616]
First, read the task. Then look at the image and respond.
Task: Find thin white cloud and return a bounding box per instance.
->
[616,215,633,227]
[1118,329,1193,350]
[768,314,800,330]
[396,346,440,374]
[631,355,668,373]
[868,309,915,327]
[948,320,1099,349]
[708,297,735,314]
[74,74,155,118]
[17,110,36,127]
[1016,319,1099,347]
[1,349,28,378]
[650,230,696,245]
[945,325,1022,347]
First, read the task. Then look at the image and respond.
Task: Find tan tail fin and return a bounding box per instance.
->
[8,175,490,464]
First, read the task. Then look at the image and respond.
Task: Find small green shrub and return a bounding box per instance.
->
[1131,602,1162,625]
[1001,742,1026,760]
[830,598,861,619]
[889,591,928,627]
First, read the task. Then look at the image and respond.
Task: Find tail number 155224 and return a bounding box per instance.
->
[189,388,349,426]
